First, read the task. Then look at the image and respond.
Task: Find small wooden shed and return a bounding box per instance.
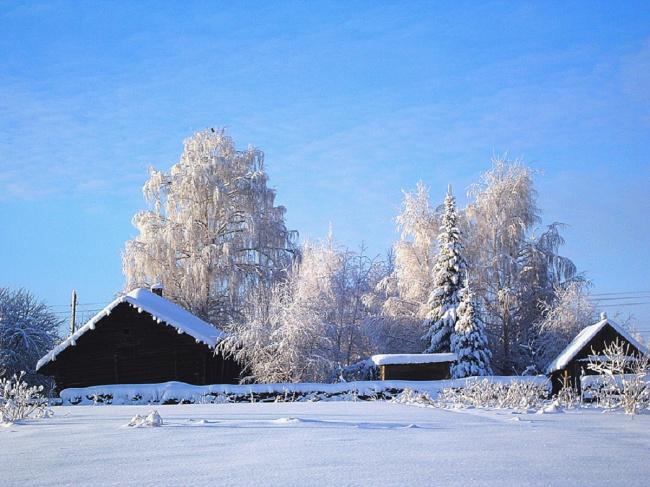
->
[37,288,240,392]
[371,353,457,381]
[546,313,647,395]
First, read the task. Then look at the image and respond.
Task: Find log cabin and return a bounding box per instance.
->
[37,287,240,392]
[546,313,647,395]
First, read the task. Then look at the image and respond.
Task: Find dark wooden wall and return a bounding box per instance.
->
[380,362,452,381]
[39,303,240,391]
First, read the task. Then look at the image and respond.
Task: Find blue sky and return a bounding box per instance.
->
[1,1,649,337]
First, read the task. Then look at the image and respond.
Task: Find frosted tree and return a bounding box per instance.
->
[463,155,578,373]
[532,281,596,373]
[464,156,540,372]
[423,186,466,353]
[122,128,297,327]
[379,182,439,320]
[364,183,439,355]
[323,239,387,370]
[220,239,339,383]
[0,288,62,385]
[221,233,387,383]
[219,241,330,383]
[451,280,492,378]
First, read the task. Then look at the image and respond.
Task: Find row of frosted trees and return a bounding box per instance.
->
[122,128,596,383]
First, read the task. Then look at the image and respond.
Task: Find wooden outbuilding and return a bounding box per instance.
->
[546,313,647,395]
[371,353,457,381]
[37,288,240,392]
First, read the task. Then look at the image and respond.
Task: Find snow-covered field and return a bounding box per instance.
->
[2,401,649,486]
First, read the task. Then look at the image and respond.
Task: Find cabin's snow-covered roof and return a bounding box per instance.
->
[546,316,647,374]
[37,288,225,371]
[371,353,457,366]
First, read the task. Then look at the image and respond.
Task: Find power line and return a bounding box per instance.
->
[49,308,104,316]
[591,296,650,302]
[49,301,110,308]
[590,290,650,297]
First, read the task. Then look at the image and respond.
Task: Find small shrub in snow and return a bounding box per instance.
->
[537,399,564,414]
[554,386,580,409]
[126,410,163,427]
[1,371,50,423]
[392,388,437,407]
[440,378,548,410]
[200,393,231,404]
[587,340,649,416]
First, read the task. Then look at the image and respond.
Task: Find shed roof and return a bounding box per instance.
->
[371,353,457,366]
[36,288,225,371]
[546,315,646,374]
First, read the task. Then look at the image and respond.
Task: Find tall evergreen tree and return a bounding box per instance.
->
[451,280,492,378]
[423,186,466,353]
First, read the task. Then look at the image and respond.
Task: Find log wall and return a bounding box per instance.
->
[40,303,240,391]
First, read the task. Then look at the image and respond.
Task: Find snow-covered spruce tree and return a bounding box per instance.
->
[423,186,466,353]
[450,280,492,378]
[122,128,297,327]
[0,288,62,385]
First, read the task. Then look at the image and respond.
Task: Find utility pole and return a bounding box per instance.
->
[70,290,77,336]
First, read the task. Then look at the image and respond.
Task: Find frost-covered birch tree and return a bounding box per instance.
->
[451,281,492,378]
[122,128,297,327]
[423,186,467,353]
[0,288,61,385]
[322,240,382,370]
[379,182,439,320]
[221,234,387,383]
[464,155,579,373]
[219,241,330,383]
[364,183,438,355]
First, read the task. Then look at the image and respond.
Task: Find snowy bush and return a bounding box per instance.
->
[392,388,437,407]
[586,340,650,416]
[440,377,548,410]
[0,287,62,386]
[554,386,581,409]
[327,359,378,383]
[1,371,50,423]
[126,410,163,427]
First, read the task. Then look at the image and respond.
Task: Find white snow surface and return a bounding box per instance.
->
[372,353,457,366]
[547,317,647,374]
[36,288,225,370]
[2,401,649,486]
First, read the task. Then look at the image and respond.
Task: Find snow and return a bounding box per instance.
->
[1,401,649,486]
[57,377,550,406]
[372,353,457,366]
[547,316,647,374]
[36,288,225,371]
